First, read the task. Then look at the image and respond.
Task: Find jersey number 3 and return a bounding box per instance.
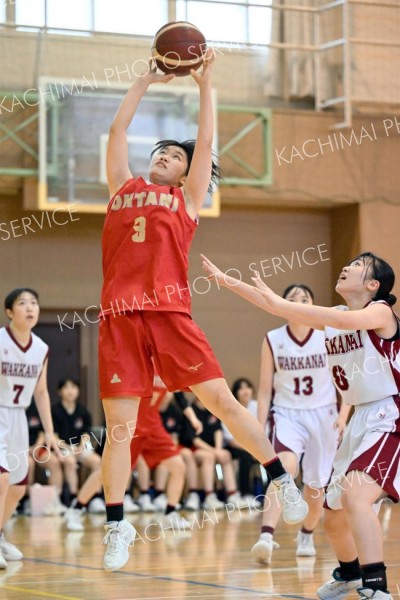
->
[132,217,146,242]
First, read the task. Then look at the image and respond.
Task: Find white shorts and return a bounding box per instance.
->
[0,406,29,485]
[326,396,400,510]
[270,403,339,488]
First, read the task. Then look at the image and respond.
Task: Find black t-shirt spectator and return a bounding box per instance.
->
[161,402,183,436]
[52,401,92,447]
[26,402,43,447]
[191,404,222,447]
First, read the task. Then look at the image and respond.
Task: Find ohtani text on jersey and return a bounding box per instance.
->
[325,331,363,356]
[1,362,40,378]
[277,354,327,370]
[110,191,179,212]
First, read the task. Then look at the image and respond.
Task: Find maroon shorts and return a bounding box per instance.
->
[98,310,224,398]
[130,426,180,470]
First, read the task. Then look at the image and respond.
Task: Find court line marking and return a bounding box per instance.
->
[1,585,82,600]
[22,557,316,599]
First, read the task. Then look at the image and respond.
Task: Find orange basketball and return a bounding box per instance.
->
[151,21,206,77]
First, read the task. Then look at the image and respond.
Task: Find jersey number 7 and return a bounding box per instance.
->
[12,384,24,405]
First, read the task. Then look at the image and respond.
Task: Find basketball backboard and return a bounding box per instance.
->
[36,77,219,216]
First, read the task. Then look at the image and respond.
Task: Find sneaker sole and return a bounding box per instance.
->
[251,542,272,565]
[316,580,362,600]
[1,552,23,561]
[296,549,316,557]
[103,551,129,572]
[66,523,84,531]
[282,503,309,525]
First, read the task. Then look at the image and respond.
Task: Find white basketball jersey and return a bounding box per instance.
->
[0,326,48,408]
[325,302,400,406]
[267,325,337,409]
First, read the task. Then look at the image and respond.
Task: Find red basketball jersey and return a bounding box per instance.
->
[100,177,197,316]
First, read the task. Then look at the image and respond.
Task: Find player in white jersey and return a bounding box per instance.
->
[251,284,349,565]
[0,288,60,569]
[201,251,399,600]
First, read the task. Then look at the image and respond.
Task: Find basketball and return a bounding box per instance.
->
[151,21,206,77]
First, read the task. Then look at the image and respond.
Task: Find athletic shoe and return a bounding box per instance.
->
[251,532,279,565]
[64,507,85,532]
[0,549,7,570]
[123,494,139,514]
[271,474,309,524]
[317,568,362,599]
[296,531,316,557]
[226,492,251,509]
[137,493,156,513]
[183,492,200,511]
[153,493,167,512]
[357,589,393,600]
[0,534,23,561]
[88,497,106,514]
[102,519,136,572]
[203,493,224,510]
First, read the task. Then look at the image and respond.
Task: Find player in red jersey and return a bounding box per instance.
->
[201,252,399,600]
[99,49,308,572]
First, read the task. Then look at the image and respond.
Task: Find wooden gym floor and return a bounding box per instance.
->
[0,502,398,600]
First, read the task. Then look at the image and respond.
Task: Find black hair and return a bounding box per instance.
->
[4,288,39,311]
[352,252,396,306]
[283,284,314,302]
[231,377,254,400]
[57,378,80,390]
[151,139,222,193]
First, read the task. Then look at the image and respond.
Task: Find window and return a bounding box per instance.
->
[0,1,6,24]
[176,0,272,45]
[47,0,92,32]
[9,0,270,43]
[16,0,45,28]
[94,0,168,36]
[13,0,168,35]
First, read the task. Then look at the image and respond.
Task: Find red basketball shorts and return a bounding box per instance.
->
[130,426,180,470]
[98,310,224,399]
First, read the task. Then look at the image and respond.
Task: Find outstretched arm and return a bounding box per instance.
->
[106,64,174,198]
[201,254,395,334]
[183,49,215,218]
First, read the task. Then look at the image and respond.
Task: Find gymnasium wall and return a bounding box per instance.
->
[0,193,331,420]
[1,15,400,419]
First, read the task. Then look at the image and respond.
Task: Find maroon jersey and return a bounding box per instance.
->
[100,177,197,316]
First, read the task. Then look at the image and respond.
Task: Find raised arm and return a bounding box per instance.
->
[106,65,174,198]
[201,255,396,335]
[257,338,275,429]
[183,50,215,218]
